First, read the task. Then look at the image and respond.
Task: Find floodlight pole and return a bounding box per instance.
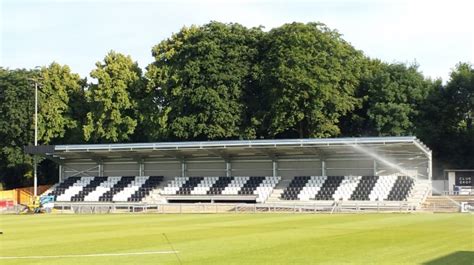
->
[34,81,38,197]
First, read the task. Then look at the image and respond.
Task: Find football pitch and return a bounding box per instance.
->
[0,213,472,265]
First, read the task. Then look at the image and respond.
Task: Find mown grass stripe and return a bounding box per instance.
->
[0,251,179,259]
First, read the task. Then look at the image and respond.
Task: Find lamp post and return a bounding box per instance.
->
[33,80,38,197]
[29,69,41,198]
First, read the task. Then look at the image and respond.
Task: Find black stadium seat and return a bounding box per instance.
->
[350,176,378,201]
[99,176,135,202]
[128,176,164,202]
[281,176,310,200]
[314,176,344,200]
[207,177,234,195]
[387,176,414,201]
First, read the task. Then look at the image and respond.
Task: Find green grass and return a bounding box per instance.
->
[0,213,472,265]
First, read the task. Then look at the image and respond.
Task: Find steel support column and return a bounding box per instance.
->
[272,160,278,177]
[58,164,63,182]
[138,159,144,176]
[373,160,377,176]
[181,160,186,178]
[98,162,103,177]
[428,153,432,181]
[321,160,326,176]
[226,161,231,177]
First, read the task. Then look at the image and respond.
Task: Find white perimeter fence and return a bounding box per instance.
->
[4,202,472,214]
[44,202,421,214]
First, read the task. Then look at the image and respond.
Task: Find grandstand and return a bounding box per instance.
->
[26,136,432,211]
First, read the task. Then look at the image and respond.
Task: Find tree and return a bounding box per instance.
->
[60,76,88,144]
[444,63,473,133]
[341,60,431,137]
[417,63,474,171]
[39,62,84,144]
[146,22,263,140]
[261,22,365,138]
[442,63,474,169]
[0,64,84,188]
[0,68,35,188]
[83,51,142,143]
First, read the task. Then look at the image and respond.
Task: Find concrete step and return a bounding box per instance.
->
[424,195,474,203]
[420,195,474,212]
[143,177,174,203]
[266,179,292,202]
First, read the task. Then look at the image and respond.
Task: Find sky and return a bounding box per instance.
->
[1,0,473,82]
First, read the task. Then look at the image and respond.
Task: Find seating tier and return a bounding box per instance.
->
[163,176,280,203]
[281,175,415,202]
[46,175,416,204]
[45,176,164,203]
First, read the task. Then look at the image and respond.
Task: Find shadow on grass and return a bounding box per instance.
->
[423,251,473,265]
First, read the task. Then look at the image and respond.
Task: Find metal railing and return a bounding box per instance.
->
[42,201,419,214]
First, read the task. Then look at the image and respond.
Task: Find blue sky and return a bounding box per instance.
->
[1,0,473,81]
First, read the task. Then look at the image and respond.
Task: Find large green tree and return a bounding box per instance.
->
[39,63,84,143]
[261,22,365,138]
[444,63,474,134]
[83,51,143,143]
[417,63,474,170]
[0,68,35,188]
[146,22,263,140]
[341,60,431,137]
[0,64,83,188]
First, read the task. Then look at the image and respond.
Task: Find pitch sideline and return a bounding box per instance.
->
[0,250,179,260]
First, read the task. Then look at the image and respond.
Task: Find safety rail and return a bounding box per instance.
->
[41,201,419,214]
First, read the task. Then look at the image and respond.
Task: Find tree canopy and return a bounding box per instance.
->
[39,63,83,143]
[341,60,432,137]
[416,63,474,170]
[0,68,35,171]
[0,63,83,187]
[261,22,365,138]
[83,51,142,143]
[146,22,263,140]
[0,21,472,188]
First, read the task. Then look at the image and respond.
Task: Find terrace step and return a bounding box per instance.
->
[421,195,474,212]
[266,178,292,203]
[144,176,174,203]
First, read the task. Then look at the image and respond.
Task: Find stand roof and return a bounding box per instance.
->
[26,136,431,162]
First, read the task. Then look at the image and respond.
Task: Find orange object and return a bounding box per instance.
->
[0,185,52,205]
